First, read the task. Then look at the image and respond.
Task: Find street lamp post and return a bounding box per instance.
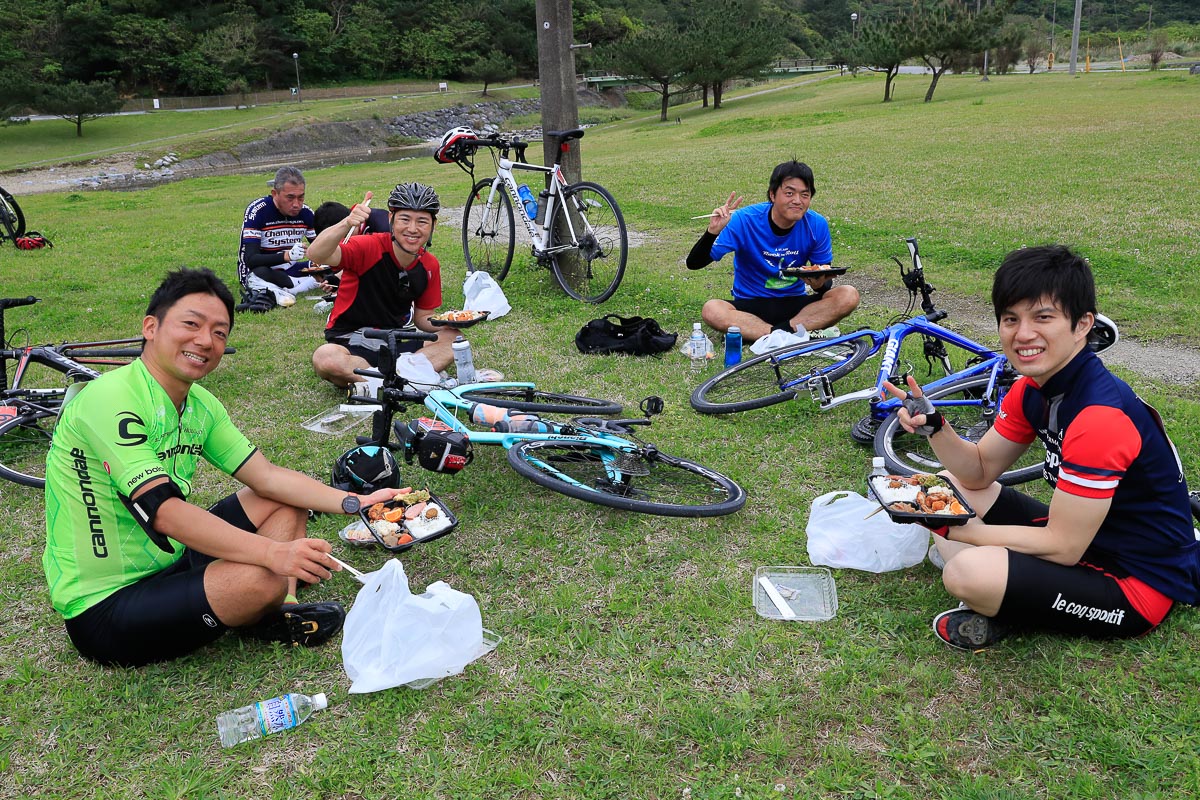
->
[292,52,302,103]
[851,12,858,39]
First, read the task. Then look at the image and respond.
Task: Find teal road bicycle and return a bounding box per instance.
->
[348,329,746,517]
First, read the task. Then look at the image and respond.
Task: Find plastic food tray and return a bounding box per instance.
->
[358,493,458,552]
[301,404,374,435]
[779,266,848,278]
[753,566,837,621]
[870,474,976,527]
[337,519,377,548]
[406,629,502,690]
[429,310,489,328]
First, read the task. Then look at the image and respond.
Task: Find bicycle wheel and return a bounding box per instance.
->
[0,187,25,243]
[874,373,1044,485]
[690,334,874,415]
[0,406,59,488]
[462,179,515,281]
[455,386,622,416]
[506,439,746,517]
[549,181,627,303]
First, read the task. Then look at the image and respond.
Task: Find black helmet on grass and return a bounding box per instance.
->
[332,445,401,493]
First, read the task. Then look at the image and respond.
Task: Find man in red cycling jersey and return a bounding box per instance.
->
[884,245,1198,650]
[306,182,469,393]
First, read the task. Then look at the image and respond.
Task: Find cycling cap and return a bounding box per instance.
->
[434,126,478,164]
[331,445,401,493]
[387,182,440,216]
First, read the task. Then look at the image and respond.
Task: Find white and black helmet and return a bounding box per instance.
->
[387,182,440,216]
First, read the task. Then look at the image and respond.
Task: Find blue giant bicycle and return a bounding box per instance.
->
[690,238,1118,485]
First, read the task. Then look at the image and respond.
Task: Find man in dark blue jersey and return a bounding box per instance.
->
[237,167,321,309]
[885,245,1198,650]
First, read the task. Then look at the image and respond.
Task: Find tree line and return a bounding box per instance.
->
[1,0,1195,134]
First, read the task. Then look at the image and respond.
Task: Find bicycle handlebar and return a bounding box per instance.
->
[0,296,38,309]
[361,327,438,343]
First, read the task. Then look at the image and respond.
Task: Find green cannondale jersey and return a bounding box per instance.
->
[43,359,257,619]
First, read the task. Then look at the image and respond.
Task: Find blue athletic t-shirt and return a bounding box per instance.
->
[709,203,833,300]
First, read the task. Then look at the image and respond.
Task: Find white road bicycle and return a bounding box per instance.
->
[439,128,628,303]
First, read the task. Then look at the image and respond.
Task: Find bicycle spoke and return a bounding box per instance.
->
[507,439,744,516]
[462,180,514,280]
[0,410,57,488]
[549,182,627,303]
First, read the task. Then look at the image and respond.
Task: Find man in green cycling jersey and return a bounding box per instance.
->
[42,267,400,667]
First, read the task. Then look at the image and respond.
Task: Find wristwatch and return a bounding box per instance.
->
[341,493,361,515]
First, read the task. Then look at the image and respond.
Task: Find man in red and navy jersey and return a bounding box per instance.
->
[885,244,1198,650]
[306,182,458,390]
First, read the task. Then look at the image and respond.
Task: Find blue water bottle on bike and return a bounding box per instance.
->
[724,326,742,368]
[517,184,538,220]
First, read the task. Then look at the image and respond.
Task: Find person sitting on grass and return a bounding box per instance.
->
[237,166,322,310]
[41,267,402,668]
[306,199,395,299]
[686,159,860,344]
[306,182,500,396]
[883,244,1199,651]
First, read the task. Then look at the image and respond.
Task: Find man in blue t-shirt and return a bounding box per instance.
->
[237,167,321,309]
[686,160,859,343]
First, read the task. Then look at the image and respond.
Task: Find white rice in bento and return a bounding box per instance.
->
[871,476,921,505]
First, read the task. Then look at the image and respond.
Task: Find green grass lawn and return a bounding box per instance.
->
[2,70,1199,799]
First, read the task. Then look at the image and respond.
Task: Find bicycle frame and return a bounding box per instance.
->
[476,158,580,258]
[421,381,639,454]
[795,317,1007,420]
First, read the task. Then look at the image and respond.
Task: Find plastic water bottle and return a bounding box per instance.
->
[452,336,476,384]
[687,323,712,372]
[313,299,334,315]
[216,692,328,748]
[517,184,538,220]
[724,326,743,368]
[866,456,887,501]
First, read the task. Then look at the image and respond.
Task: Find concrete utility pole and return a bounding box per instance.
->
[1068,0,1083,75]
[535,0,581,184]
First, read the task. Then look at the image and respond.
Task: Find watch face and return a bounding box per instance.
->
[342,495,361,514]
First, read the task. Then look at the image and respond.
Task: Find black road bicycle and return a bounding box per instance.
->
[0,297,234,488]
[0,186,26,244]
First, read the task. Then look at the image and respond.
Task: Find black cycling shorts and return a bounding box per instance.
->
[986,486,1173,638]
[249,265,296,290]
[732,293,824,331]
[63,494,257,668]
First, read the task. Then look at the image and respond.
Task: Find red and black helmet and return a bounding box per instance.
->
[434,126,478,164]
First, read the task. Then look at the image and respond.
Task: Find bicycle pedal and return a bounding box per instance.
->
[806,375,834,406]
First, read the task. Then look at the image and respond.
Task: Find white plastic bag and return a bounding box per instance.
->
[463,270,512,319]
[805,491,930,573]
[749,328,809,355]
[342,559,484,694]
[395,352,442,390]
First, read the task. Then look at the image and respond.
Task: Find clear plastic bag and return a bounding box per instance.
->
[341,560,485,693]
[805,491,930,573]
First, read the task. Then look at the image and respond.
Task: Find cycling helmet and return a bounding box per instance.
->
[387,182,440,216]
[434,126,478,164]
[331,445,401,493]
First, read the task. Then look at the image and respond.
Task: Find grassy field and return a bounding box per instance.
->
[2,70,1200,799]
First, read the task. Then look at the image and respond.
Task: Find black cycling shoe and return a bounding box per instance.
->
[236,288,276,314]
[245,601,346,647]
